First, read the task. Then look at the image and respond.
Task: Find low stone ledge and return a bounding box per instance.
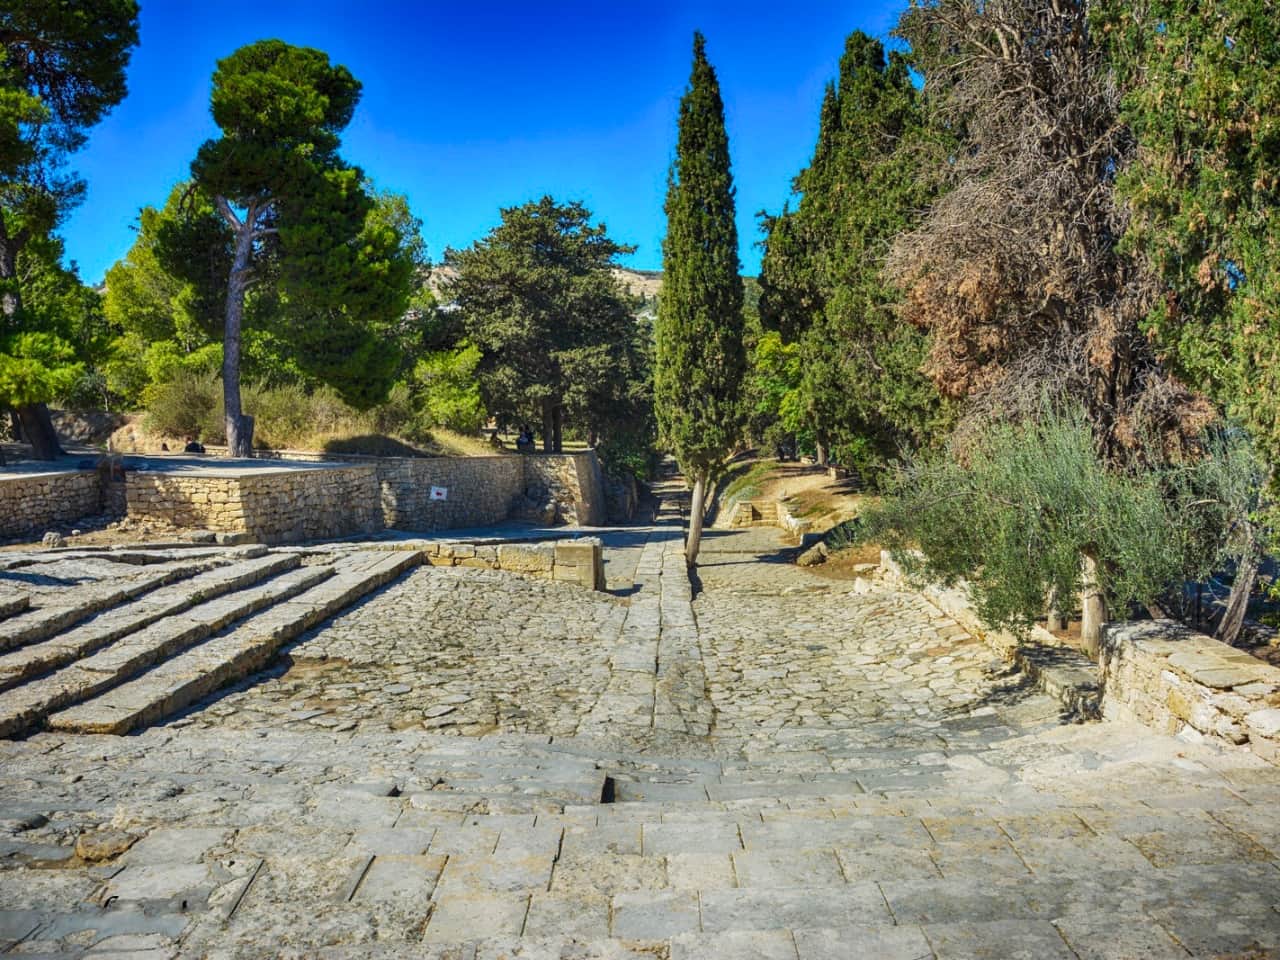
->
[876,551,1101,720]
[369,537,604,591]
[1100,620,1280,762]
[0,470,103,539]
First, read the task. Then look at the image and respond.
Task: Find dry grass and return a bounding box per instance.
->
[107,415,508,460]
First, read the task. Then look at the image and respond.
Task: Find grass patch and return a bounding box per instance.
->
[720,460,775,506]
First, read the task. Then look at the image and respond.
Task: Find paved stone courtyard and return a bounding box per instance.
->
[3,481,1280,957]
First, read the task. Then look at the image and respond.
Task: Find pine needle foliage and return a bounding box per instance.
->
[654,32,746,483]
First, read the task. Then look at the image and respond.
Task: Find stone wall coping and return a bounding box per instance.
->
[0,466,96,480]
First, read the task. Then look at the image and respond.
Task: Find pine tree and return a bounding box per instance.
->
[655,32,746,564]
[445,196,637,452]
[0,1,139,458]
[185,40,361,457]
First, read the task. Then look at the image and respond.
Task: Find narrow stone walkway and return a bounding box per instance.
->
[1,479,1280,957]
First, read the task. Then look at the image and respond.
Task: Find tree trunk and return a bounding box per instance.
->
[541,399,554,453]
[1,214,62,461]
[222,211,255,459]
[685,471,708,565]
[1216,527,1261,647]
[814,437,828,467]
[16,405,62,460]
[1046,586,1064,633]
[552,404,563,453]
[1080,549,1106,659]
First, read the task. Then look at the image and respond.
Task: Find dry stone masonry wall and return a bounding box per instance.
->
[1101,620,1280,763]
[523,452,606,526]
[376,456,524,532]
[0,471,102,539]
[125,466,381,544]
[5,450,609,544]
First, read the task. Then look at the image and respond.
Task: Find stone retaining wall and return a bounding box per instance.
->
[178,450,606,530]
[1101,620,1280,763]
[126,466,381,544]
[377,537,605,590]
[6,450,609,544]
[0,471,102,538]
[523,452,606,526]
[375,456,524,532]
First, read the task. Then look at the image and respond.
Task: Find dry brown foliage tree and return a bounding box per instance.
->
[889,0,1213,463]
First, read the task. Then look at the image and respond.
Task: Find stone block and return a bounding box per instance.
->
[1245,707,1280,738]
[554,538,604,591]
[498,543,554,574]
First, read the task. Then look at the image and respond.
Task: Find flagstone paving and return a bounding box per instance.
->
[2,477,1280,957]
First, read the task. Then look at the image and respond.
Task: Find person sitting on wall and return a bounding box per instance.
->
[184,436,206,454]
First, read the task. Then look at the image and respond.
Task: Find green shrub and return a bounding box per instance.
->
[858,406,1254,634]
[143,369,223,442]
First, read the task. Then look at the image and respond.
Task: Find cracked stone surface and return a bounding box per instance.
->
[2,476,1280,958]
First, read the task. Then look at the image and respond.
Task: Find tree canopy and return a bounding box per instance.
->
[757,30,947,480]
[178,39,418,454]
[654,32,746,562]
[444,195,642,453]
[0,0,138,456]
[1101,0,1280,476]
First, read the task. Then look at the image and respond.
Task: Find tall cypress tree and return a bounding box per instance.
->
[758,31,945,481]
[655,32,746,564]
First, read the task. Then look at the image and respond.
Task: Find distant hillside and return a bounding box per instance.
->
[612,268,663,301]
[425,265,664,302]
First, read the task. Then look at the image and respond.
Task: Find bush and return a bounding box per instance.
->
[142,369,223,442]
[858,406,1252,634]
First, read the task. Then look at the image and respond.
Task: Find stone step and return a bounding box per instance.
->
[0,549,268,653]
[47,551,422,735]
[0,590,29,620]
[0,562,331,739]
[0,553,302,692]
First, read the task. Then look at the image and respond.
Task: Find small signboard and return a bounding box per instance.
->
[429,486,449,501]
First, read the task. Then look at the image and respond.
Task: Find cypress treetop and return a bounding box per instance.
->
[655,30,746,481]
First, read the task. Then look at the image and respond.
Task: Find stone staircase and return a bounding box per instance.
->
[3,717,1277,957]
[727,499,780,528]
[0,548,419,739]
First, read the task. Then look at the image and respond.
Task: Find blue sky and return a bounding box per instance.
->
[60,1,903,284]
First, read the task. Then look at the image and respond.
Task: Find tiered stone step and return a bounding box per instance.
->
[0,590,29,620]
[0,558,331,739]
[3,726,1248,957]
[0,551,269,653]
[0,552,301,692]
[47,551,421,735]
